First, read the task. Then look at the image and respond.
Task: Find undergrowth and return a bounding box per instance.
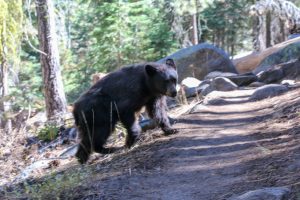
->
[3,168,91,199]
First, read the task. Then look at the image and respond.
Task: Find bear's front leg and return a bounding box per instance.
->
[146,97,178,136]
[120,113,141,148]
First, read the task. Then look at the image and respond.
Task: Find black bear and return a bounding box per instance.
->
[73,59,178,164]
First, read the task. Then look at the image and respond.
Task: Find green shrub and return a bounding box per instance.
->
[37,124,59,142]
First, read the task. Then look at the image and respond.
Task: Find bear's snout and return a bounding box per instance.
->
[171,90,177,97]
[168,90,177,97]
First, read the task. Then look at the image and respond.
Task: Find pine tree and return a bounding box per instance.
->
[201,0,254,55]
[36,0,67,123]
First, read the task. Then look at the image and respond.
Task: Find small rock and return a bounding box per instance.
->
[180,78,210,98]
[201,84,213,96]
[2,149,11,157]
[181,77,201,88]
[204,71,237,80]
[183,86,202,98]
[59,144,79,158]
[204,97,227,105]
[140,119,157,132]
[229,187,291,200]
[248,82,266,87]
[281,79,296,86]
[250,84,288,101]
[211,77,238,91]
[227,73,258,86]
[66,127,77,139]
[181,77,202,98]
[17,160,52,180]
[203,91,232,105]
[200,77,238,96]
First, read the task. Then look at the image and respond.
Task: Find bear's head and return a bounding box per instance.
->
[145,59,178,97]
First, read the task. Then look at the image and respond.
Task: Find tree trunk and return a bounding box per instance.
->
[266,11,271,48]
[0,22,12,133]
[253,15,267,52]
[36,0,67,123]
[0,61,12,133]
[192,13,198,45]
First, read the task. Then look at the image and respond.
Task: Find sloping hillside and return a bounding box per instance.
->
[2,87,300,199]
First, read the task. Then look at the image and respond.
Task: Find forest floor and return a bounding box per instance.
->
[1,87,300,199]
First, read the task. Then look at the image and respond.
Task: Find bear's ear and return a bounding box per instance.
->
[145,64,158,76]
[166,58,176,69]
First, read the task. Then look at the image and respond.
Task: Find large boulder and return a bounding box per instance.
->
[233,37,300,73]
[254,41,300,74]
[280,59,300,79]
[257,67,285,84]
[255,58,300,83]
[158,43,237,82]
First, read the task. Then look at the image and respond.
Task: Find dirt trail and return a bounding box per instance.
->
[59,89,300,199]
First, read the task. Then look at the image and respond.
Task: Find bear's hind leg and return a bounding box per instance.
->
[76,129,93,164]
[93,125,117,154]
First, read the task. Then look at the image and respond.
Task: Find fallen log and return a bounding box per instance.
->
[233,37,300,73]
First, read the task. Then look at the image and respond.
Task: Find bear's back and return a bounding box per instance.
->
[95,64,145,91]
[88,65,149,106]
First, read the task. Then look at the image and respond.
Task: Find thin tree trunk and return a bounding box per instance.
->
[0,62,12,133]
[0,21,12,133]
[66,0,71,49]
[266,11,271,48]
[192,13,198,45]
[280,19,287,42]
[258,15,267,51]
[36,0,67,123]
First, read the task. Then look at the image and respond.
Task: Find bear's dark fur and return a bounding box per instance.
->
[73,59,178,164]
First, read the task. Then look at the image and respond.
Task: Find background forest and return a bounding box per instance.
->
[2,1,300,198]
[1,0,300,130]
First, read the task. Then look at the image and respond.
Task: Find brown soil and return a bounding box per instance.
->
[2,87,300,200]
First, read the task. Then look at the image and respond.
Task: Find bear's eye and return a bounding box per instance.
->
[165,78,176,84]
